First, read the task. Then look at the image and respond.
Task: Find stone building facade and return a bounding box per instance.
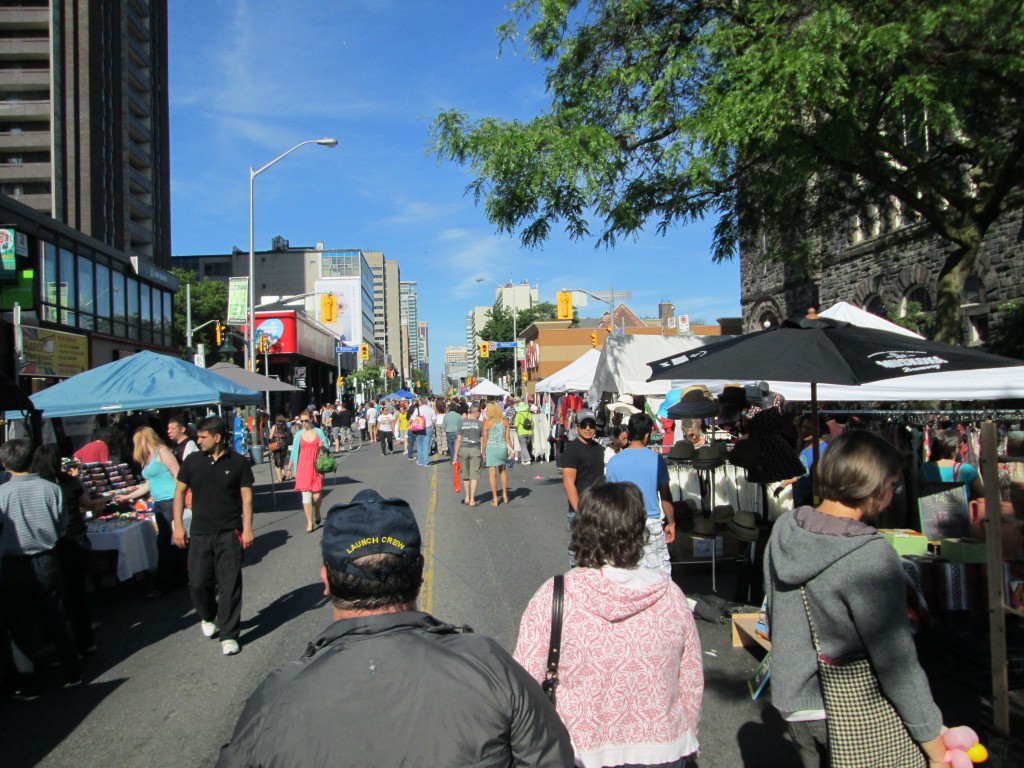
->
[740,204,1024,344]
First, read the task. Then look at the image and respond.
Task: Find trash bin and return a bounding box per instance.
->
[249,445,264,464]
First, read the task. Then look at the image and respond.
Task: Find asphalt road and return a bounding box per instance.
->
[4,442,1008,767]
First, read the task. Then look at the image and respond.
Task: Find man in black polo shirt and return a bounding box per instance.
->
[560,409,605,566]
[172,416,254,656]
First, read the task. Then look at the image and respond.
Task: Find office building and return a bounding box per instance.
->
[417,319,429,387]
[444,345,467,389]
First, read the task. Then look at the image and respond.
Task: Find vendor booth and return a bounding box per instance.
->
[535,349,601,394]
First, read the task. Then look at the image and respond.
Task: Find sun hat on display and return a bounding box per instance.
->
[667,385,718,419]
[607,394,641,415]
[693,516,716,536]
[692,441,727,470]
[727,509,761,543]
[667,441,697,461]
[713,504,735,524]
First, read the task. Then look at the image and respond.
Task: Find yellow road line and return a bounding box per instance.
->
[421,462,439,614]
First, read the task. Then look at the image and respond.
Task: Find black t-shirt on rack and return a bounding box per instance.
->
[177,449,254,534]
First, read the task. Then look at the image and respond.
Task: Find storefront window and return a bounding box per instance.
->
[40,241,58,322]
[59,247,77,326]
[126,276,139,340]
[77,254,94,330]
[95,263,112,333]
[162,291,172,344]
[140,283,152,342]
[112,270,126,337]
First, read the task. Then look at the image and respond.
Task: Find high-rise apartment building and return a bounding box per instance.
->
[417,320,428,386]
[0,1,172,266]
[399,280,419,382]
[444,345,467,388]
[384,259,401,376]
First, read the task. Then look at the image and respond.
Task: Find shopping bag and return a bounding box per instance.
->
[453,461,462,493]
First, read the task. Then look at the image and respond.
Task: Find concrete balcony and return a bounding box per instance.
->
[0,39,50,62]
[0,161,51,182]
[126,111,152,144]
[0,131,50,153]
[128,165,153,195]
[124,32,150,70]
[128,195,154,221]
[0,9,49,30]
[0,68,50,92]
[125,87,151,119]
[0,99,49,120]
[6,192,52,213]
[127,140,152,171]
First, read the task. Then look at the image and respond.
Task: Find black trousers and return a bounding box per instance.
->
[0,550,82,683]
[56,534,95,650]
[378,430,393,454]
[153,500,187,592]
[188,531,243,641]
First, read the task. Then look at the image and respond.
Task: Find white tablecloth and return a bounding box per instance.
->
[87,519,159,581]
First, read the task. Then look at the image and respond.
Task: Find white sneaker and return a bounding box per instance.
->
[221,639,240,655]
[200,620,217,638]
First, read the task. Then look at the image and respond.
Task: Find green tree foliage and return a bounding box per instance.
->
[348,364,385,399]
[886,301,936,340]
[171,269,227,359]
[410,368,429,396]
[432,1,1024,342]
[989,300,1024,360]
[478,301,558,378]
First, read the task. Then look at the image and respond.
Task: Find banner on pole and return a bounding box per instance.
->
[227,278,249,325]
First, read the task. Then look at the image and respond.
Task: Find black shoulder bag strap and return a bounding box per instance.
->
[541,574,564,704]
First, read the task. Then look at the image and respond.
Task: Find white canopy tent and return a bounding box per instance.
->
[468,378,510,398]
[588,334,718,400]
[535,349,602,393]
[818,301,923,338]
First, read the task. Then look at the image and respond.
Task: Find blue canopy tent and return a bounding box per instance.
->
[8,351,262,419]
[380,388,416,402]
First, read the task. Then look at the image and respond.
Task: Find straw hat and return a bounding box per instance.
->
[713,504,735,524]
[727,509,761,543]
[607,394,640,415]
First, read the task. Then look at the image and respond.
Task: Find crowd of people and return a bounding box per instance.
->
[0,384,981,767]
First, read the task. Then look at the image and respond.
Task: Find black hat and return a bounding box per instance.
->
[692,441,727,470]
[667,385,718,419]
[667,441,696,461]
[322,489,421,578]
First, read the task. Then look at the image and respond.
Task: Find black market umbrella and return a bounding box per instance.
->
[647,310,1023,477]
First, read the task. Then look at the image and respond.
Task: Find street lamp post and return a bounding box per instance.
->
[476,275,520,395]
[247,137,338,371]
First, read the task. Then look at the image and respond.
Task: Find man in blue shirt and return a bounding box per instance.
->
[606,413,675,574]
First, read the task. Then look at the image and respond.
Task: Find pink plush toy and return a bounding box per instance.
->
[939,726,988,766]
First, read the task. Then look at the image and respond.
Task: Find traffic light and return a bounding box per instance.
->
[590,331,598,348]
[256,335,267,354]
[320,293,336,323]
[557,291,573,320]
[478,341,490,358]
[215,323,223,346]
[359,343,370,361]
[522,370,528,382]
[253,354,261,373]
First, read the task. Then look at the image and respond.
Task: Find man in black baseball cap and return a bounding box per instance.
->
[216,489,573,768]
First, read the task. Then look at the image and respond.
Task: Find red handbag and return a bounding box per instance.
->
[453,461,462,493]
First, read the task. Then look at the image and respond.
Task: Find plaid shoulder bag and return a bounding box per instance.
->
[800,587,925,768]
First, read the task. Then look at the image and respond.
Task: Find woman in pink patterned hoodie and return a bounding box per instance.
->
[515,481,703,768]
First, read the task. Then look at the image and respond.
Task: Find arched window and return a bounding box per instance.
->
[903,286,932,314]
[757,310,780,330]
[864,295,885,316]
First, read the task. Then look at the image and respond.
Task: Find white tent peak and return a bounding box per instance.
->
[819,301,923,338]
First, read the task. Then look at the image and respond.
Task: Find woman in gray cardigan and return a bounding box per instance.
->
[764,430,947,768]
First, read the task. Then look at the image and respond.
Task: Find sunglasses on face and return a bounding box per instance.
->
[579,421,597,430]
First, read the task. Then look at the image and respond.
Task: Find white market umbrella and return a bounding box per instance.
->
[469,379,510,398]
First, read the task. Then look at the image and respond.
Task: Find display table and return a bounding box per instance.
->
[86,515,158,582]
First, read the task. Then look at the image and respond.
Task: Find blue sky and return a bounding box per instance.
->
[168,1,741,390]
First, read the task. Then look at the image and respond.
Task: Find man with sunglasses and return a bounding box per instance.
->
[560,410,606,565]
